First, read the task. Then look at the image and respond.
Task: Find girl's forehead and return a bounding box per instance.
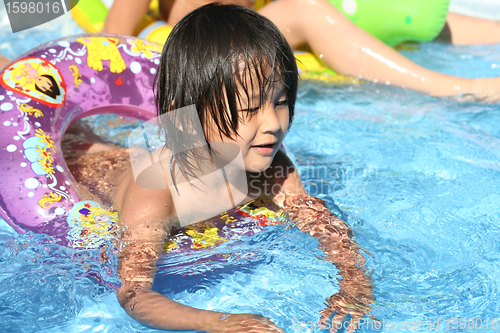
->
[236,62,284,94]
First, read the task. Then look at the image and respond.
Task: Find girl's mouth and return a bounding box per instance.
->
[252,143,276,155]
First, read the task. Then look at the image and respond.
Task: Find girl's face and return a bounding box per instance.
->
[35,76,53,92]
[207,77,290,173]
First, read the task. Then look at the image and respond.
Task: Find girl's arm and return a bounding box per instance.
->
[259,0,500,100]
[268,151,374,332]
[102,0,151,35]
[114,169,284,332]
[115,171,220,330]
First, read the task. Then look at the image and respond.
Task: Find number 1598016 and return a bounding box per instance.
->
[6,1,61,14]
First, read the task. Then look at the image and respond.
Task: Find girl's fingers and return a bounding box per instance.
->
[346,317,364,333]
[329,313,346,333]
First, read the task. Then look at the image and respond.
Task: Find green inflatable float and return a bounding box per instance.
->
[328,0,450,46]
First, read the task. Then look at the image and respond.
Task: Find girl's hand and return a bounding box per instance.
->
[205,313,285,333]
[319,272,374,333]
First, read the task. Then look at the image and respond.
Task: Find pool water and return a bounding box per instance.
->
[1,4,500,333]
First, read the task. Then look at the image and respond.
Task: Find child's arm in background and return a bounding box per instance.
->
[269,151,374,332]
[114,168,284,332]
[260,0,500,101]
[102,0,151,35]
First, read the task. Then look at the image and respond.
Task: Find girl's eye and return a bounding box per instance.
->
[243,106,260,113]
[276,99,288,107]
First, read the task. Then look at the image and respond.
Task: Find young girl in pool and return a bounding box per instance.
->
[102,3,373,332]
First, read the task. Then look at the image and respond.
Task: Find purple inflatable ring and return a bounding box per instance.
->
[0,34,287,252]
[0,35,162,244]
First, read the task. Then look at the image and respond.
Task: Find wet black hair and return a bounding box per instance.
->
[155,2,298,142]
[35,74,60,99]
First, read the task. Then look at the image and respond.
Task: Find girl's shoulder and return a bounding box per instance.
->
[112,147,177,229]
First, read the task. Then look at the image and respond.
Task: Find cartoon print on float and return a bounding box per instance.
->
[67,201,119,249]
[0,57,66,107]
[76,36,127,73]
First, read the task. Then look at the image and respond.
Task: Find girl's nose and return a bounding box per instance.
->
[261,104,283,134]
